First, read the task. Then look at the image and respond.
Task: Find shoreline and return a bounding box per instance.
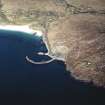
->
[42,31,65,62]
[0,25,35,34]
[0,24,65,63]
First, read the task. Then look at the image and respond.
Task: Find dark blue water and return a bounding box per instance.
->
[0,30,105,105]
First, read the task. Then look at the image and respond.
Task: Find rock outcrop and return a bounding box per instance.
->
[48,15,105,87]
[0,0,105,87]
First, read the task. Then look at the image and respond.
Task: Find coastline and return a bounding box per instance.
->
[0,25,35,34]
[0,24,65,63]
[42,31,66,62]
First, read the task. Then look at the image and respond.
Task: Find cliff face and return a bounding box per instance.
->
[0,0,105,87]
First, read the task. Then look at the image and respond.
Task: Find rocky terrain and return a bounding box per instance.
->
[0,0,105,87]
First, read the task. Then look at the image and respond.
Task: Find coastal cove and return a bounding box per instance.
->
[0,0,105,104]
[0,25,65,63]
[0,29,105,105]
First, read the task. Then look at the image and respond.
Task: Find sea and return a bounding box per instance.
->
[0,30,105,105]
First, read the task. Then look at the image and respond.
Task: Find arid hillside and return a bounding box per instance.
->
[48,15,105,87]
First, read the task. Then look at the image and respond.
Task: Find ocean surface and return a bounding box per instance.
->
[0,30,105,105]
